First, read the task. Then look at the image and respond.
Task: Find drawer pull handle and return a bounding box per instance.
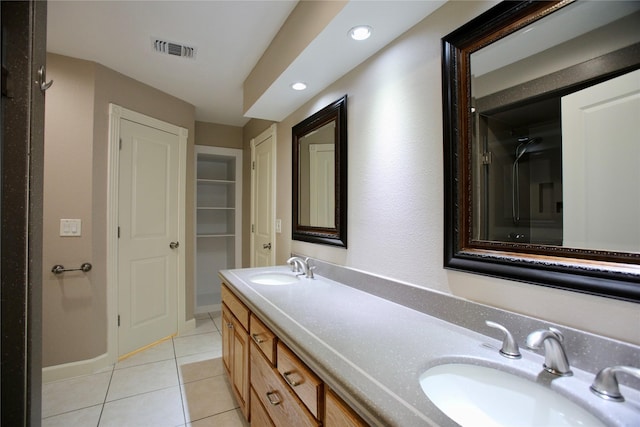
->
[227,322,233,329]
[283,371,300,387]
[252,333,266,344]
[266,391,281,406]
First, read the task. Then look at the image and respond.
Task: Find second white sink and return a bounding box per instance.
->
[419,363,605,427]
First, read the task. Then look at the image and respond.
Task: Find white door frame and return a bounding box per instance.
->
[107,104,187,364]
[250,124,277,267]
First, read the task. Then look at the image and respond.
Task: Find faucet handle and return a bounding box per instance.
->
[304,258,315,279]
[485,321,521,359]
[591,366,640,402]
[307,265,316,279]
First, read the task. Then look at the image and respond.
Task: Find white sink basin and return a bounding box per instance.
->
[419,363,605,427]
[249,272,299,286]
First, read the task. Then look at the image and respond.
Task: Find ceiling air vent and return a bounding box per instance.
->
[152,38,197,59]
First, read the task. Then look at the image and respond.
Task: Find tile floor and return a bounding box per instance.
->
[42,312,249,427]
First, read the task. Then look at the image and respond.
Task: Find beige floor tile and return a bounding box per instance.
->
[181,375,238,422]
[107,359,179,401]
[177,353,225,384]
[179,317,218,338]
[42,371,112,418]
[187,409,248,427]
[116,339,175,369]
[99,386,185,427]
[173,332,222,358]
[41,404,103,427]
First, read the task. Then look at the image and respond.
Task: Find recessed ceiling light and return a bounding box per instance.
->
[349,25,372,41]
[291,82,307,91]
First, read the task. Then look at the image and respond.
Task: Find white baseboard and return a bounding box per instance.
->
[44,317,199,383]
[179,317,197,335]
[194,303,221,315]
[42,352,112,383]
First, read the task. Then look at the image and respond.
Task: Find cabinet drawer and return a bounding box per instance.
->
[250,342,319,427]
[250,387,275,427]
[250,314,277,365]
[325,388,369,427]
[221,283,249,330]
[277,341,323,420]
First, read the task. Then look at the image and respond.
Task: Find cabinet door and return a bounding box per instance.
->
[221,305,232,376]
[231,314,249,417]
[222,302,249,419]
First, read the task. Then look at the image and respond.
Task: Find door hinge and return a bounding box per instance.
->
[252,161,255,170]
[118,315,120,327]
[119,138,122,150]
[481,152,492,165]
[251,224,255,233]
[117,226,120,238]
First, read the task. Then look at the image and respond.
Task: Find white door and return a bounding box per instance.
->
[562,69,640,252]
[251,125,276,267]
[118,118,180,356]
[309,143,335,227]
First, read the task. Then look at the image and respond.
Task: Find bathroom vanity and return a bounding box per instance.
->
[221,281,366,426]
[219,260,640,426]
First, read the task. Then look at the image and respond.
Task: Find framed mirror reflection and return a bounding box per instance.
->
[292,95,347,247]
[442,0,640,301]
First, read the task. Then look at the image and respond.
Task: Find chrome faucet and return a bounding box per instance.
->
[286,256,315,279]
[590,365,640,402]
[526,327,573,376]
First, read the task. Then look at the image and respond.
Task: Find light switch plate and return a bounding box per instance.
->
[60,219,82,237]
[275,219,282,233]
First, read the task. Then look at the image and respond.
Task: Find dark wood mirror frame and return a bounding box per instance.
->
[292,95,347,247]
[442,1,640,302]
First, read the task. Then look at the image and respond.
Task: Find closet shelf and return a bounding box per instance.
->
[197,233,236,238]
[197,179,235,184]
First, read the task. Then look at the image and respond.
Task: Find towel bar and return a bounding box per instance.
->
[51,263,92,275]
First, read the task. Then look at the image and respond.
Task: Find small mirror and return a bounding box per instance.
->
[443,1,640,301]
[292,96,347,247]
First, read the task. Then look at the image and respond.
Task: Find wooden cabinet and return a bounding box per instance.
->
[195,146,242,314]
[221,285,249,418]
[325,388,369,427]
[222,281,370,426]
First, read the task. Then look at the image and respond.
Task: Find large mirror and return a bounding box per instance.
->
[292,96,347,247]
[442,0,640,301]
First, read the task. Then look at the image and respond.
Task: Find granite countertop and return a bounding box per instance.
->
[220,266,640,426]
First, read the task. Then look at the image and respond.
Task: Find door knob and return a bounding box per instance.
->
[263,243,271,250]
[169,241,180,249]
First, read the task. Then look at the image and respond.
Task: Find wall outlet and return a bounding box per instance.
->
[60,219,82,237]
[275,219,282,233]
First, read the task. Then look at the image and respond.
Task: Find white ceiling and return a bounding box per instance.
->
[47,1,446,127]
